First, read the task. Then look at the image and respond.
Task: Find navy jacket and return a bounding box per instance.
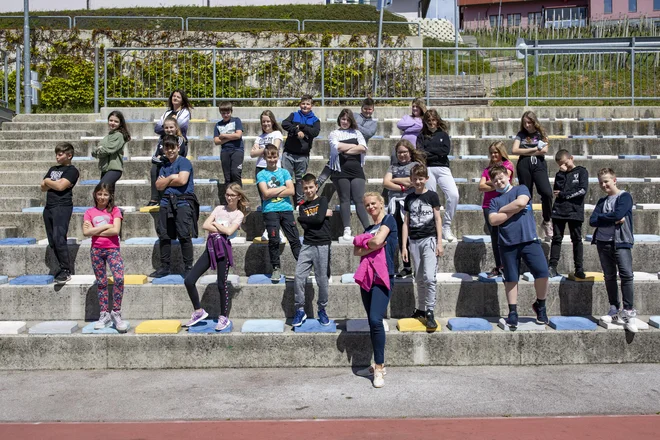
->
[589,191,634,249]
[281,110,321,156]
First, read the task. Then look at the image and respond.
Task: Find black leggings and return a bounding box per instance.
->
[394,202,411,270]
[184,249,231,316]
[100,170,122,192]
[516,156,553,222]
[333,177,370,229]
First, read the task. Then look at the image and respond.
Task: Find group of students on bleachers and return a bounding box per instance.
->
[38,92,639,388]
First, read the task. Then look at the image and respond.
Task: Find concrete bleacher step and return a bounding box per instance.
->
[1,317,658,370]
[4,181,660,209]
[0,130,92,140]
[12,113,101,123]
[5,119,659,139]
[3,241,660,278]
[0,197,42,213]
[4,280,660,321]
[0,226,17,239]
[4,157,660,182]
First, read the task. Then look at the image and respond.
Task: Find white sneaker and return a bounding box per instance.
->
[619,309,639,333]
[261,229,268,241]
[442,228,456,242]
[356,364,387,377]
[279,229,287,243]
[94,311,112,330]
[372,368,385,388]
[110,310,129,333]
[338,227,353,244]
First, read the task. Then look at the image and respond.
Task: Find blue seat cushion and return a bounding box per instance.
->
[80,180,101,185]
[462,235,491,243]
[0,238,37,245]
[447,317,492,331]
[478,272,501,283]
[549,316,597,331]
[248,274,285,284]
[187,319,232,333]
[21,207,44,213]
[293,319,337,333]
[241,319,284,333]
[10,275,54,285]
[125,237,159,245]
[456,204,482,211]
[152,275,185,285]
[341,273,355,284]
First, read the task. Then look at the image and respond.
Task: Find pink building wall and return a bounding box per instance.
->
[461,1,588,29]
[590,0,660,20]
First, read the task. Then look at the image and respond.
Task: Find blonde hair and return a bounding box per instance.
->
[488,141,510,165]
[225,182,250,220]
[363,192,384,206]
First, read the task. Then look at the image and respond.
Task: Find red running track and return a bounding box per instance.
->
[1,415,659,440]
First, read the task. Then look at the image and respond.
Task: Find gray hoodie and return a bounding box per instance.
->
[355,113,377,144]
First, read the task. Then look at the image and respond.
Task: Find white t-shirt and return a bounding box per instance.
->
[255,130,284,169]
[210,205,244,240]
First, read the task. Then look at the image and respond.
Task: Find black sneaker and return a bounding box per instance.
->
[54,269,71,285]
[425,310,438,330]
[395,268,413,279]
[411,308,425,319]
[486,266,503,278]
[574,270,586,279]
[505,311,518,328]
[533,301,549,325]
[147,200,159,206]
[548,266,558,278]
[149,267,170,278]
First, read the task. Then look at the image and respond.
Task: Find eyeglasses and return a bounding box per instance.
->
[225,193,238,198]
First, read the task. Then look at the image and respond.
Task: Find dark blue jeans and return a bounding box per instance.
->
[596,241,634,310]
[360,281,391,365]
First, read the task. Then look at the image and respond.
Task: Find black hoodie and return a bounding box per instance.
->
[551,165,589,221]
[416,130,451,168]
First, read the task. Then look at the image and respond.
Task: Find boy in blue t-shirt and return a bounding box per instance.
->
[257,144,302,283]
[487,165,549,328]
[214,101,244,186]
[150,136,199,279]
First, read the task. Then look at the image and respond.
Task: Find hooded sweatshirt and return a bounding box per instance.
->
[551,165,589,221]
[281,110,321,156]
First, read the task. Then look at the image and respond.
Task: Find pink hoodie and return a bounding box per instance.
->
[353,233,391,291]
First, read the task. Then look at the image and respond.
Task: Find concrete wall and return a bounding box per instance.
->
[0,0,325,14]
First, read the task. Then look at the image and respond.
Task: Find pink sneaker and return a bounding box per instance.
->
[215,315,231,331]
[184,309,208,327]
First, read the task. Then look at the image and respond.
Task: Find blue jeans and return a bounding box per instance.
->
[596,241,634,309]
[360,282,391,365]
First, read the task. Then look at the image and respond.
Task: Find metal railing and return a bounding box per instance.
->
[185,17,301,32]
[73,15,185,31]
[302,19,421,36]
[0,15,72,29]
[0,49,8,108]
[100,45,660,107]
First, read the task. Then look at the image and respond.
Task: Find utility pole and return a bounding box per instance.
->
[373,0,386,94]
[23,0,31,114]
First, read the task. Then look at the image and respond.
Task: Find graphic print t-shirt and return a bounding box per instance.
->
[255,130,284,169]
[84,206,122,248]
[257,167,294,213]
[44,164,79,208]
[403,191,441,240]
[214,117,244,150]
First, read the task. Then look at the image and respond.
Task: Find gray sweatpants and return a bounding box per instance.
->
[409,236,439,310]
[294,244,331,310]
[425,166,459,230]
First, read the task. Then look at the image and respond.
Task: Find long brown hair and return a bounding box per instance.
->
[260,110,283,133]
[394,139,426,165]
[336,108,358,130]
[421,109,448,137]
[108,110,131,142]
[225,182,250,220]
[411,98,427,117]
[92,182,115,213]
[520,110,547,140]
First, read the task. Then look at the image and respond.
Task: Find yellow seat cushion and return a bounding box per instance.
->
[135,320,181,334]
[139,205,160,213]
[397,318,440,332]
[252,237,268,244]
[532,204,542,211]
[468,118,491,122]
[242,178,255,185]
[548,135,567,139]
[108,275,148,285]
[189,118,207,122]
[568,271,604,282]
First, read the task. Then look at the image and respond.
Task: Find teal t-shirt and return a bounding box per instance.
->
[257,167,294,213]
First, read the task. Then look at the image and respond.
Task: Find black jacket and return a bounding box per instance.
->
[551,166,588,221]
[416,130,451,168]
[281,110,321,156]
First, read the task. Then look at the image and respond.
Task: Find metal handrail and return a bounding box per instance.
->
[185,17,300,32]
[302,19,421,37]
[0,15,72,29]
[73,15,185,31]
